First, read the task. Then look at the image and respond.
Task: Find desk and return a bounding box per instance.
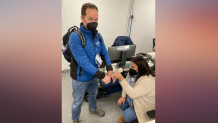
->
[99,52,155,74]
[148,60,154,67]
[99,56,154,74]
[147,52,155,72]
[147,52,155,58]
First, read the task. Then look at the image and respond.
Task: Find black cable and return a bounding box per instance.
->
[126,18,130,36]
[126,0,131,36]
[126,0,134,36]
[126,0,132,36]
[131,0,134,15]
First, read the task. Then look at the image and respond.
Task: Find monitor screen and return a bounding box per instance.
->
[108,47,122,63]
[108,45,136,68]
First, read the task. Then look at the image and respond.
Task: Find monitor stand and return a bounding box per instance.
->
[121,51,127,69]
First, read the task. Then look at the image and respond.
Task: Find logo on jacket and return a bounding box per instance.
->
[96,41,100,46]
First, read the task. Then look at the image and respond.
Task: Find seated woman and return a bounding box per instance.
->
[114,56,155,123]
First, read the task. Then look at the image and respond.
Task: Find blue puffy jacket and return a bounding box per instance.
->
[68,24,112,81]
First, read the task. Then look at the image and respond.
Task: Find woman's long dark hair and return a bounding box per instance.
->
[131,56,155,79]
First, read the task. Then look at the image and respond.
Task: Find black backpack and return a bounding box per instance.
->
[62,26,101,62]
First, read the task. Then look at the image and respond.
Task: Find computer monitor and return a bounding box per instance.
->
[108,45,136,68]
[108,47,121,63]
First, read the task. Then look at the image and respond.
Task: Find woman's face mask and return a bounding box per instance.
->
[129,61,138,76]
[129,68,138,76]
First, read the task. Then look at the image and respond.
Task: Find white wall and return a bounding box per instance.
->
[62,0,155,71]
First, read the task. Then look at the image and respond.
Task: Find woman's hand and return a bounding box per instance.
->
[117,97,126,106]
[108,70,116,83]
[114,71,124,81]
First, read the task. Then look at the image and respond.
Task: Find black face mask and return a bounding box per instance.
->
[87,22,98,32]
[84,18,98,32]
[129,68,138,76]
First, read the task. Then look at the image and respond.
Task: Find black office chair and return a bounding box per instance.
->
[131,110,155,123]
[148,38,155,118]
[147,110,155,118]
[153,38,155,52]
[111,36,134,47]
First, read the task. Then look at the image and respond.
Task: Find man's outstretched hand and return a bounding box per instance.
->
[102,75,111,84]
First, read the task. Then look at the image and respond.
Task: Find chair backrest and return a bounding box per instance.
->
[111,36,134,47]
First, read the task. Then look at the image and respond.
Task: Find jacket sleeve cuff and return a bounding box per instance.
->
[94,70,105,80]
[119,79,128,87]
[121,91,126,97]
[106,65,113,72]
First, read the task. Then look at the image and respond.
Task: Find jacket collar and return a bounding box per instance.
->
[79,22,92,36]
[79,22,98,40]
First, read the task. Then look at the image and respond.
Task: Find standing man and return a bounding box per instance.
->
[68,3,115,123]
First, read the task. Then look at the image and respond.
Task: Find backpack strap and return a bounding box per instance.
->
[74,30,86,48]
[97,33,101,43]
[69,28,101,49]
[75,31,101,48]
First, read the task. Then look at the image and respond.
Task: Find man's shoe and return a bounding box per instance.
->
[73,119,79,123]
[118,116,125,123]
[89,108,105,117]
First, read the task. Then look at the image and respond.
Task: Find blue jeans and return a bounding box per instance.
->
[119,99,137,123]
[71,78,99,121]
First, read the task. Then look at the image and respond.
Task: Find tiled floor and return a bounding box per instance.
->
[62,70,123,123]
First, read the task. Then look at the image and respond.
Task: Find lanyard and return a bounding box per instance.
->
[94,40,101,55]
[95,46,98,55]
[129,76,136,87]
